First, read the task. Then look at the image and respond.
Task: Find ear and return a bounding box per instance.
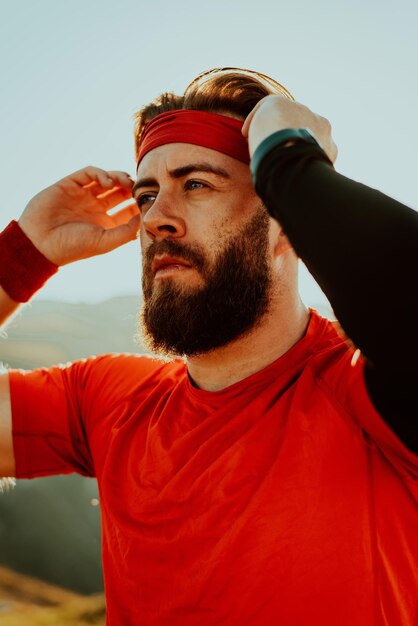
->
[270,219,293,258]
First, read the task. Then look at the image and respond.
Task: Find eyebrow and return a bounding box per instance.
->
[132,162,230,197]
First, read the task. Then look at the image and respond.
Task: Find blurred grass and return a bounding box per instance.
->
[0,594,106,625]
[0,566,105,625]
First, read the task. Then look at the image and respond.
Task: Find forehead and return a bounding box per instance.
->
[136,142,248,180]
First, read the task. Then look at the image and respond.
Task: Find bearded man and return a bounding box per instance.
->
[0,68,417,626]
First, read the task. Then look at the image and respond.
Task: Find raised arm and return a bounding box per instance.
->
[243,96,418,452]
[0,166,140,476]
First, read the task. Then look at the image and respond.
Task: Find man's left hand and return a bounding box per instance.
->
[242,95,338,164]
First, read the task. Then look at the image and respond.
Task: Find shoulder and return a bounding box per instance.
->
[64,352,186,394]
[307,316,380,418]
[9,352,186,407]
[309,318,360,386]
[307,316,418,479]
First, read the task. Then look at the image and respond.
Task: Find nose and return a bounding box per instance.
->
[142,192,186,241]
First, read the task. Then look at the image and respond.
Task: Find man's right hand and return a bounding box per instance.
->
[0,166,140,476]
[18,166,140,266]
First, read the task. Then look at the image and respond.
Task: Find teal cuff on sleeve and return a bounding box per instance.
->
[250,128,320,182]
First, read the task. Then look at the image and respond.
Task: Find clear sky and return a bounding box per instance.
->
[1,0,416,305]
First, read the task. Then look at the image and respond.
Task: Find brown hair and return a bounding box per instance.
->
[133,67,294,157]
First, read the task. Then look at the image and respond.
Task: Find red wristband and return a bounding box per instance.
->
[0,220,58,303]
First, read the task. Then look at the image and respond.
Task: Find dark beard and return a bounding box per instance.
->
[139,208,272,357]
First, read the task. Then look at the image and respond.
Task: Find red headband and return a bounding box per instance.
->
[136,110,250,168]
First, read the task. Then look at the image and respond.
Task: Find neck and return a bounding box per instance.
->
[186,291,310,392]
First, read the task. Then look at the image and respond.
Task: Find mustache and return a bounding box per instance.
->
[143,239,206,274]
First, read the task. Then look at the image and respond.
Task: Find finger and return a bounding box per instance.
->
[83,181,115,197]
[242,100,264,138]
[241,95,282,137]
[64,166,116,190]
[330,141,338,164]
[97,187,134,210]
[84,178,134,199]
[106,171,134,190]
[95,215,141,255]
[109,203,140,227]
[62,167,134,192]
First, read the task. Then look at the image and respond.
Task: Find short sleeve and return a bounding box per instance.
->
[10,360,96,478]
[9,353,168,480]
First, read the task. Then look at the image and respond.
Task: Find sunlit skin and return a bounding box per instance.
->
[134,142,309,391]
[134,144,259,288]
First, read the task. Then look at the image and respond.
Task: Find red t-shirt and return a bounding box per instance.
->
[9,311,418,626]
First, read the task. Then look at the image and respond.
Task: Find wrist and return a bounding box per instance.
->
[0,220,58,303]
[250,128,320,182]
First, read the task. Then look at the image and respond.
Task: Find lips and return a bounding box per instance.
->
[151,255,193,276]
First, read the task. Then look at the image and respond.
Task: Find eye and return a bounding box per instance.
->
[136,193,156,209]
[185,180,208,191]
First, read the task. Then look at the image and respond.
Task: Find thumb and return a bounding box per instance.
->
[241,107,258,139]
[96,214,140,255]
[242,97,268,138]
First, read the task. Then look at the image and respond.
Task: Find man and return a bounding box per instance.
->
[0,68,417,625]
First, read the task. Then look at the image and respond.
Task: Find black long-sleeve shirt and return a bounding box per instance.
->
[255,142,418,453]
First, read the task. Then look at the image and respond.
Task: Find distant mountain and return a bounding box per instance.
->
[0,295,147,370]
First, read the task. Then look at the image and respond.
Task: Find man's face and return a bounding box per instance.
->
[133,143,274,357]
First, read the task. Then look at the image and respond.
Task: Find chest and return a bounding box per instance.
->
[100,381,373,560]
